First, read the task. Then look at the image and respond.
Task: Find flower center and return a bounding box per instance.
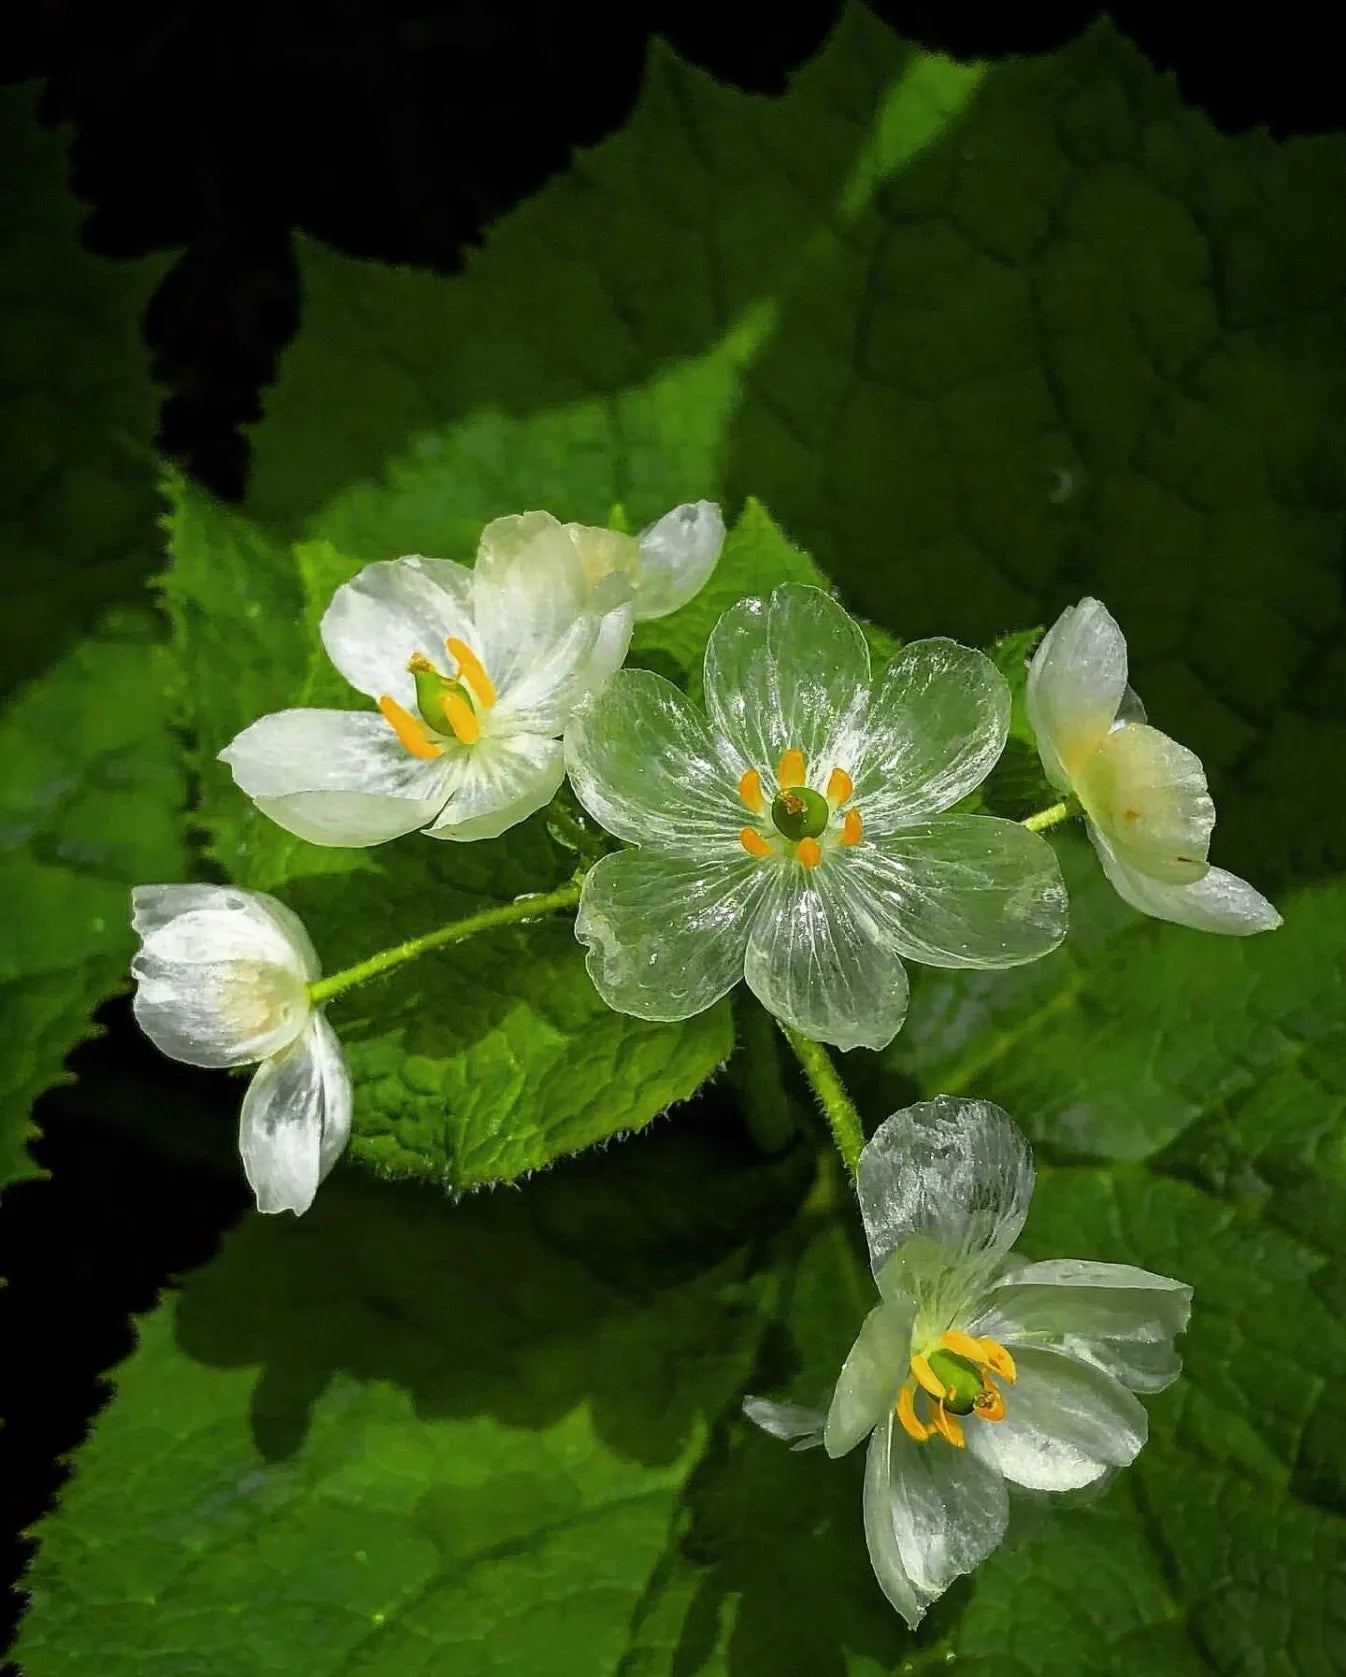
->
[737,748,864,868]
[896,1329,1016,1449]
[378,637,497,760]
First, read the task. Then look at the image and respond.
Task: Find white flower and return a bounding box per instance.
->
[631,500,725,619]
[1026,598,1280,935]
[746,1097,1191,1626]
[564,584,1068,1052]
[130,885,351,1215]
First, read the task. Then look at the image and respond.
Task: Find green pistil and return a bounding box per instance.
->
[771,785,829,842]
[410,662,469,733]
[925,1347,985,1416]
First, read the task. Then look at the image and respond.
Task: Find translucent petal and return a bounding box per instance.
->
[564,668,748,859]
[1090,822,1282,935]
[1058,1336,1183,1395]
[824,1295,913,1458]
[851,639,1010,831]
[238,1014,352,1216]
[858,1097,1034,1289]
[130,885,314,1069]
[862,1417,928,1629]
[574,849,764,1021]
[320,555,475,706]
[703,584,871,773]
[980,1258,1192,1344]
[964,1345,1147,1493]
[863,816,1068,969]
[1026,597,1128,788]
[742,1397,826,1451]
[578,595,638,698]
[424,733,565,843]
[1076,723,1214,882]
[634,500,725,620]
[742,864,911,1053]
[221,708,452,847]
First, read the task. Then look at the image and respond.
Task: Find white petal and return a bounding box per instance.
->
[634,500,725,620]
[743,864,911,1052]
[864,816,1068,968]
[1090,823,1282,935]
[574,849,764,1022]
[965,1346,1147,1492]
[238,1013,353,1216]
[564,668,747,859]
[862,1417,928,1628]
[320,555,476,707]
[577,596,637,697]
[742,1397,826,1451]
[852,639,1010,830]
[130,884,314,1069]
[221,708,452,847]
[703,585,871,775]
[983,1258,1193,1344]
[858,1097,1034,1290]
[1026,598,1128,788]
[1076,723,1214,882]
[824,1295,913,1459]
[423,733,566,843]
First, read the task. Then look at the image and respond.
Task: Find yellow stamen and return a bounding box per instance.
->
[777,748,806,789]
[440,689,481,745]
[896,1379,933,1443]
[910,1353,947,1403]
[797,837,822,869]
[446,636,496,709]
[841,808,864,847]
[740,827,771,859]
[738,768,765,813]
[973,1381,1006,1422]
[931,1402,965,1448]
[940,1329,988,1364]
[826,766,853,805]
[977,1338,1017,1383]
[378,694,443,761]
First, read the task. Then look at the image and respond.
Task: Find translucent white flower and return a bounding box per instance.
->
[130,885,351,1215]
[565,584,1068,1051]
[1026,598,1280,935]
[746,1097,1191,1626]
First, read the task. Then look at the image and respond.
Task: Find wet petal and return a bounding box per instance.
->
[321,555,476,707]
[424,733,566,843]
[742,1397,826,1451]
[574,849,764,1021]
[1077,723,1213,882]
[634,500,725,620]
[1090,823,1281,935]
[238,1014,353,1216]
[703,585,871,772]
[852,639,1010,830]
[1026,598,1128,788]
[825,1295,913,1458]
[564,668,746,859]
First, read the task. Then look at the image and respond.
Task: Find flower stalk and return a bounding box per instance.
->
[1020,797,1077,833]
[779,1024,867,1176]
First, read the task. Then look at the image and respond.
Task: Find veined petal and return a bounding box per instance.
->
[423,732,565,843]
[1058,1336,1184,1395]
[472,512,598,711]
[487,610,606,735]
[965,1346,1147,1493]
[825,1295,913,1458]
[743,864,911,1053]
[238,1013,353,1216]
[574,849,764,1022]
[981,1258,1192,1344]
[578,592,637,698]
[564,669,746,859]
[131,884,318,979]
[858,1097,1034,1290]
[703,585,871,772]
[221,708,452,847]
[1026,598,1128,788]
[865,816,1068,969]
[1090,823,1282,935]
[634,500,725,620]
[1076,723,1213,882]
[862,1417,928,1628]
[742,1397,826,1451]
[852,639,1010,830]
[321,555,475,707]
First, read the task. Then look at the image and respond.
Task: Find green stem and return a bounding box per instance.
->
[779,1025,866,1177]
[307,877,584,1007]
[1020,797,1078,833]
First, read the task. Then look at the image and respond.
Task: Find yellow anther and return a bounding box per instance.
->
[777,748,806,789]
[940,1329,989,1364]
[406,650,437,673]
[841,809,864,847]
[797,837,822,869]
[896,1379,933,1443]
[977,1338,1017,1383]
[740,827,772,859]
[446,636,496,709]
[910,1353,947,1403]
[440,689,481,745]
[739,768,765,813]
[931,1402,965,1449]
[826,766,853,805]
[973,1381,1006,1422]
[378,694,444,761]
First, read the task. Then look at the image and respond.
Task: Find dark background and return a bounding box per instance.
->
[1,0,1341,1660]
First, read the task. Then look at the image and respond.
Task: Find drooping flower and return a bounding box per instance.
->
[745,1097,1191,1626]
[130,884,350,1215]
[1026,597,1280,935]
[564,584,1068,1051]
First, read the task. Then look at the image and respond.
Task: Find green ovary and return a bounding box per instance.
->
[770,786,829,842]
[924,1347,986,1416]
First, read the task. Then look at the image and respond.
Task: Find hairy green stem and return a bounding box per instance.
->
[1020,797,1078,833]
[779,1025,866,1177]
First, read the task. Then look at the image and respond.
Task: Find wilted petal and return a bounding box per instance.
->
[1026,598,1128,787]
[565,668,747,859]
[742,1397,826,1451]
[703,585,871,773]
[238,1013,352,1216]
[1076,723,1213,882]
[424,732,565,842]
[574,849,764,1021]
[634,500,725,619]
[825,1295,913,1458]
[852,639,1010,831]
[1090,824,1281,935]
[321,555,476,707]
